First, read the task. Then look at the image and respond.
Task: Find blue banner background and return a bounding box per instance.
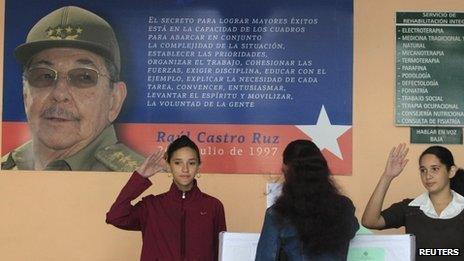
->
[3,0,352,125]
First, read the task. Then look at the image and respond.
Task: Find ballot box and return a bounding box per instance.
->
[348,234,415,261]
[219,232,415,261]
[218,232,260,261]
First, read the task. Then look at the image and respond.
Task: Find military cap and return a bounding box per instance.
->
[15,6,121,72]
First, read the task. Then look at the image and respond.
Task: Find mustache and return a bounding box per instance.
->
[40,106,80,121]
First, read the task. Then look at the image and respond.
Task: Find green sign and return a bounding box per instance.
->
[396,12,464,126]
[348,247,385,261]
[411,127,463,144]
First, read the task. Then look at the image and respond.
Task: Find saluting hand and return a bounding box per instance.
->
[383,143,409,179]
[136,149,166,178]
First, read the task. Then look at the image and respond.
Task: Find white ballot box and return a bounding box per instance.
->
[219,232,260,261]
[348,234,415,261]
[219,232,415,261]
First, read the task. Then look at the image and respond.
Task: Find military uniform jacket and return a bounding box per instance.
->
[1,125,143,171]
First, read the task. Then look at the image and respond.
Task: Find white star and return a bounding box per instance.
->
[296,105,350,159]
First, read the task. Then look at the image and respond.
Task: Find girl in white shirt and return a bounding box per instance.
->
[362,144,464,260]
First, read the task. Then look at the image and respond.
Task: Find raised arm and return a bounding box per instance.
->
[136,149,167,178]
[106,149,165,230]
[361,143,409,229]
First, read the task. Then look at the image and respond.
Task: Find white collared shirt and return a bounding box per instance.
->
[409,190,464,219]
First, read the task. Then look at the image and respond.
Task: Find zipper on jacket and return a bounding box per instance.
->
[181,191,186,260]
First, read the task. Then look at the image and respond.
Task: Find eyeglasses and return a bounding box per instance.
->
[26,67,112,89]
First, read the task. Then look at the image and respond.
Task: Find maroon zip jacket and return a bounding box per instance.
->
[106,172,226,261]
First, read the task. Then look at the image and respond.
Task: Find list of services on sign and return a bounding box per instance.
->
[396,12,464,126]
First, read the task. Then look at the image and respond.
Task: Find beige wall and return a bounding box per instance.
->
[1,0,464,260]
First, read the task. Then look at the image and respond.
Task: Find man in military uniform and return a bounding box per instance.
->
[2,6,143,171]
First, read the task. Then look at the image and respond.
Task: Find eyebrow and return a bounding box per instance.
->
[29,59,99,69]
[419,164,441,168]
[75,58,98,69]
[29,60,53,67]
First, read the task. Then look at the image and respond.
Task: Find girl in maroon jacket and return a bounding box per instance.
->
[106,135,226,261]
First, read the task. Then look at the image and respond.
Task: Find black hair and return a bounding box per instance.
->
[166,135,201,164]
[420,145,464,196]
[273,139,356,255]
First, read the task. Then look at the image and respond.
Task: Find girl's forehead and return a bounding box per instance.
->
[172,147,198,158]
[420,154,441,166]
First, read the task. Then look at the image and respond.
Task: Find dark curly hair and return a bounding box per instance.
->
[273,140,356,255]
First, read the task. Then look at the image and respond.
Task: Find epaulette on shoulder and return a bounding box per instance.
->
[95,143,145,172]
[1,153,16,170]
[1,142,33,170]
